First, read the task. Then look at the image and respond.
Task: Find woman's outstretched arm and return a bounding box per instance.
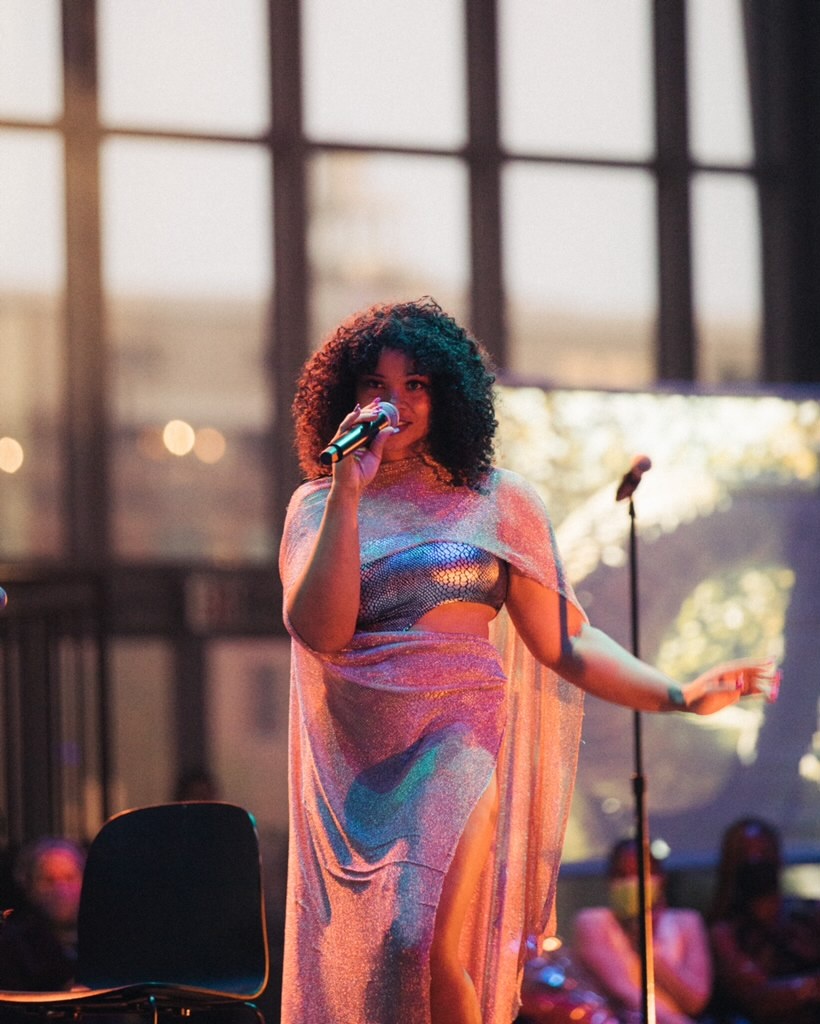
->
[505,570,779,713]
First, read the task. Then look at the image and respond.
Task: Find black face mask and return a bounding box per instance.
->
[735,860,779,900]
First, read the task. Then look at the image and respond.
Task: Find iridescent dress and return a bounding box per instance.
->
[279,457,585,1024]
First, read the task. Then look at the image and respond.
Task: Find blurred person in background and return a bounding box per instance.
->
[566,837,712,1024]
[0,837,86,991]
[0,813,15,914]
[707,817,820,1024]
[172,767,221,803]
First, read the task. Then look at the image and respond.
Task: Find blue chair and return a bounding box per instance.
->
[0,802,269,1021]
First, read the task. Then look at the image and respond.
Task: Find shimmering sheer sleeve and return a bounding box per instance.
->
[280,481,324,591]
[279,479,332,642]
[454,469,586,1023]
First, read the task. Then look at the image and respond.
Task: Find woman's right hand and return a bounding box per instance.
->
[329,400,397,490]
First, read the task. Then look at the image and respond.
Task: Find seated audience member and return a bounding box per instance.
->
[0,837,85,991]
[172,767,221,803]
[571,837,712,1024]
[0,813,17,913]
[707,817,820,1024]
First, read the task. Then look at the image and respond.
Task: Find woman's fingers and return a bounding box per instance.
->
[739,659,781,702]
[711,658,781,703]
[747,664,781,703]
[332,399,385,439]
[327,400,398,487]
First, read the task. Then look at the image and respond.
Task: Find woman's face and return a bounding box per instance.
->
[607,844,664,920]
[731,823,781,914]
[356,348,432,462]
[733,823,780,866]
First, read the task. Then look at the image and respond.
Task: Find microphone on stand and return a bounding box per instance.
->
[320,402,400,465]
[616,454,652,502]
[616,450,657,1024]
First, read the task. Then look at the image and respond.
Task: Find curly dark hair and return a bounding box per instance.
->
[292,297,497,488]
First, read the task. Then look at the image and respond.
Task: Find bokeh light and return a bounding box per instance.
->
[194,427,227,464]
[0,437,24,473]
[162,419,195,456]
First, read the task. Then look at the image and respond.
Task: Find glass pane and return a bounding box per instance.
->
[102,138,274,561]
[499,0,653,158]
[102,138,272,298]
[688,0,753,165]
[0,129,65,558]
[503,163,656,387]
[0,130,65,291]
[0,0,62,121]
[206,635,291,1003]
[302,0,466,148]
[308,152,470,344]
[108,639,175,812]
[692,172,761,383]
[206,639,291,832]
[97,0,269,134]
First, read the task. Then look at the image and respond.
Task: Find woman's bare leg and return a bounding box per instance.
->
[429,772,498,1024]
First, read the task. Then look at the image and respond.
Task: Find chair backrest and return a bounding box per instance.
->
[75,802,269,997]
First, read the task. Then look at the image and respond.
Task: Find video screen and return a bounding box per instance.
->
[496,383,820,867]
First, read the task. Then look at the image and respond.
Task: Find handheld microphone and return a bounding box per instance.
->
[320,402,400,465]
[615,454,652,501]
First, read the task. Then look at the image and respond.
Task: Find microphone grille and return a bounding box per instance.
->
[380,402,400,428]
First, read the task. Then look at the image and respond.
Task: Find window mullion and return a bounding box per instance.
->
[62,0,109,560]
[465,0,505,368]
[653,0,696,381]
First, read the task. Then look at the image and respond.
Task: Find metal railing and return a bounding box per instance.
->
[0,570,109,847]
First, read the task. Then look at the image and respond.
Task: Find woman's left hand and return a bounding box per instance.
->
[684,658,781,715]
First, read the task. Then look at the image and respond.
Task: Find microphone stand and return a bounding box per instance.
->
[629,497,656,1024]
[619,478,656,1024]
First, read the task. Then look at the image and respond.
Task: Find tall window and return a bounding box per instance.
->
[97,0,274,561]
[0,0,765,566]
[500,0,658,386]
[0,0,65,557]
[687,0,760,381]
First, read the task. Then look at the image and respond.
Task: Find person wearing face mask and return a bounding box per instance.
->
[570,838,712,1024]
[707,818,820,1024]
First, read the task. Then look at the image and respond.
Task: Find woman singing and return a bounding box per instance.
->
[278,297,778,1024]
